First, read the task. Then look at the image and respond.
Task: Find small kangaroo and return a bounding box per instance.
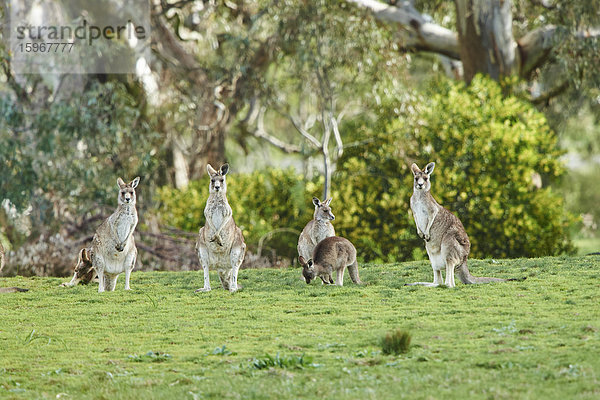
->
[91,177,140,292]
[297,197,335,262]
[196,164,246,293]
[409,162,511,287]
[299,236,362,286]
[61,248,97,287]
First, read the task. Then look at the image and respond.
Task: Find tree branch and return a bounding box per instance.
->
[518,25,600,78]
[288,114,322,148]
[251,108,302,153]
[531,80,570,105]
[347,0,460,59]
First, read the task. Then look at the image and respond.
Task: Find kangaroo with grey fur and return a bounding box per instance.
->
[408,162,519,287]
[91,177,139,292]
[297,197,335,263]
[299,236,362,286]
[196,164,246,293]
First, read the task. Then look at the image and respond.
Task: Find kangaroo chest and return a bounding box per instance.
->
[112,209,137,243]
[205,198,231,231]
[311,221,334,245]
[411,197,431,234]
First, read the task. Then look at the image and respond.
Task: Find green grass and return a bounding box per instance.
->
[1,256,600,399]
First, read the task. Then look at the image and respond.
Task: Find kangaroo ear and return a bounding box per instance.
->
[312,197,321,207]
[298,256,306,265]
[324,198,332,206]
[130,176,140,189]
[410,163,420,176]
[220,163,229,175]
[207,164,217,176]
[81,248,90,263]
[424,162,435,176]
[117,177,126,188]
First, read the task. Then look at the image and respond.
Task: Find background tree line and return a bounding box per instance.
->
[0,0,598,274]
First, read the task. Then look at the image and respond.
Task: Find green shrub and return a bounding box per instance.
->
[380,329,412,355]
[334,75,575,261]
[157,168,321,259]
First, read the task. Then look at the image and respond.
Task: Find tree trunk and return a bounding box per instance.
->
[202,129,227,172]
[454,0,518,83]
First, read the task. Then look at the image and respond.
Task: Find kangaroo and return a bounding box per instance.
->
[61,248,97,287]
[196,164,246,293]
[299,236,362,286]
[297,197,335,262]
[0,241,4,273]
[0,287,29,293]
[91,177,139,293]
[0,242,28,293]
[408,162,512,287]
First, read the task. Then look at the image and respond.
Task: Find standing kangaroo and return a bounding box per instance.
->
[196,164,246,293]
[409,162,510,287]
[299,236,362,286]
[91,177,139,293]
[297,197,335,262]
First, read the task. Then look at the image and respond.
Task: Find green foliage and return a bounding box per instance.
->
[0,79,163,230]
[1,256,600,398]
[380,329,412,355]
[335,75,574,261]
[157,168,319,258]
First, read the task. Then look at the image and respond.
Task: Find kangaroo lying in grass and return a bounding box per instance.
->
[299,236,362,286]
[61,248,97,287]
[91,177,140,292]
[409,162,521,287]
[297,197,335,263]
[0,242,29,293]
[196,164,246,293]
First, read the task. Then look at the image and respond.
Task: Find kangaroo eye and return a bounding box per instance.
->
[211,179,215,183]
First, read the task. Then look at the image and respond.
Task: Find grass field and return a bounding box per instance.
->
[1,256,599,399]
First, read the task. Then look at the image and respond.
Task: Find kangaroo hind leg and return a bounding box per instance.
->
[228,241,246,293]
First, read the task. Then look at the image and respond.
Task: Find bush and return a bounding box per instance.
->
[380,329,412,355]
[156,168,321,260]
[158,77,574,263]
[334,75,574,261]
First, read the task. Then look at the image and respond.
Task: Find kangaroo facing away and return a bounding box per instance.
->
[196,164,246,293]
[408,162,517,288]
[297,197,335,263]
[299,236,362,286]
[91,177,139,292]
[61,248,97,287]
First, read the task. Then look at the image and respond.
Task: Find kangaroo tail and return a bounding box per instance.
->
[456,262,506,284]
[348,260,362,284]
